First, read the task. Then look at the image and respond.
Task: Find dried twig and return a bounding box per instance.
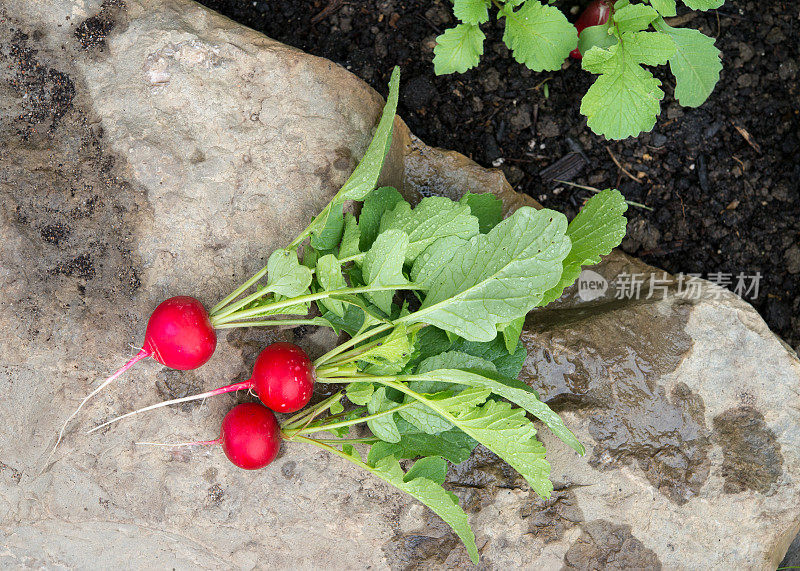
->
[731,122,762,153]
[312,0,345,25]
[605,147,641,183]
[553,179,653,211]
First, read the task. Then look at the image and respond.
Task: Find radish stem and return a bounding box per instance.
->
[286,401,416,437]
[213,319,323,329]
[210,253,367,318]
[314,323,394,367]
[210,284,421,326]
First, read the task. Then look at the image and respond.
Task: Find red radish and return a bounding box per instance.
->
[220,402,282,469]
[51,296,216,457]
[251,342,315,413]
[139,403,282,470]
[570,0,612,60]
[143,296,217,370]
[87,342,315,433]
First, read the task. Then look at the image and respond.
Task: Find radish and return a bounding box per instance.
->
[219,402,282,469]
[139,402,282,470]
[570,0,612,60]
[250,342,315,413]
[51,296,216,457]
[87,342,315,433]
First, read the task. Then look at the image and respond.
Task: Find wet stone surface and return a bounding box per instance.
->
[519,486,583,543]
[563,520,662,570]
[521,290,710,505]
[713,406,784,494]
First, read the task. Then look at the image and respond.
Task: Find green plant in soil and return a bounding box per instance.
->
[433,0,724,140]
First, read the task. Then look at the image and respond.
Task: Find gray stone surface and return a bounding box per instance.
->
[1,0,799,568]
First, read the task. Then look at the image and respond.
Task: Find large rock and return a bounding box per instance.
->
[1,0,798,568]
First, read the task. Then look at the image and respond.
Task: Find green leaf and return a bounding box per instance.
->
[580,31,675,139]
[653,18,722,108]
[404,207,571,342]
[319,304,366,337]
[339,213,361,259]
[399,397,456,435]
[612,3,658,34]
[368,418,477,464]
[380,196,480,263]
[410,236,469,287]
[681,0,723,10]
[457,400,552,497]
[500,1,576,72]
[367,387,401,443]
[397,390,553,497]
[418,351,498,375]
[451,337,527,379]
[409,369,584,455]
[453,0,490,24]
[649,0,677,17]
[413,350,497,393]
[347,381,375,406]
[433,24,485,75]
[577,23,617,56]
[400,387,492,434]
[460,192,503,233]
[310,202,345,251]
[359,187,404,252]
[403,456,448,484]
[265,249,313,297]
[303,68,400,243]
[539,188,628,306]
[330,399,345,415]
[356,324,415,367]
[368,455,479,563]
[498,316,525,353]
[409,324,528,379]
[316,254,347,317]
[338,68,400,202]
[361,229,409,314]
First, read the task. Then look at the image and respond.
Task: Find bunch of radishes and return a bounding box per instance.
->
[51,66,628,563]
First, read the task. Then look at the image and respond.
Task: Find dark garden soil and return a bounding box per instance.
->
[198,0,799,351]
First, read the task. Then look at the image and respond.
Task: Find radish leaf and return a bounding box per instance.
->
[301,67,400,248]
[368,419,477,463]
[367,387,402,443]
[433,24,486,75]
[612,3,658,34]
[580,31,675,139]
[539,188,628,306]
[681,0,723,9]
[653,18,722,108]
[403,207,570,341]
[649,0,677,17]
[453,0,491,25]
[367,454,479,564]
[460,192,503,233]
[316,254,347,317]
[500,1,576,72]
[265,249,313,298]
[338,214,361,259]
[359,186,404,251]
[362,229,409,314]
[380,196,480,262]
[407,369,583,455]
